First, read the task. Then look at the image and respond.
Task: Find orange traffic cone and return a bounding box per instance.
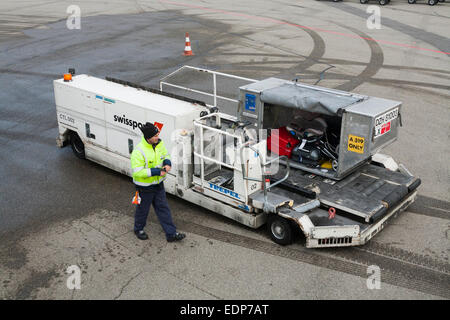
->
[132,191,141,205]
[183,32,194,56]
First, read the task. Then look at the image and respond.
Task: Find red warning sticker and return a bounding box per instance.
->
[380,121,391,135]
[154,122,164,132]
[374,108,398,138]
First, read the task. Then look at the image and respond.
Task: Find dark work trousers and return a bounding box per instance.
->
[134,182,177,239]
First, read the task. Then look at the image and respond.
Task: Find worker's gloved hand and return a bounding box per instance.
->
[150,168,166,177]
[163,165,171,173]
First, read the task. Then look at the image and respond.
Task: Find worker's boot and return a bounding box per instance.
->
[167,232,186,242]
[135,230,149,240]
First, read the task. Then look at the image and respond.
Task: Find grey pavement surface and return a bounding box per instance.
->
[0,0,449,301]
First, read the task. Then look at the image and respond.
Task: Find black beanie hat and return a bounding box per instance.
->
[140,122,159,140]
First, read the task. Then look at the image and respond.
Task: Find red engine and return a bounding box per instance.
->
[267,126,300,158]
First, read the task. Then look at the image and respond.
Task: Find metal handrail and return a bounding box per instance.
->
[239,142,290,208]
[159,65,257,108]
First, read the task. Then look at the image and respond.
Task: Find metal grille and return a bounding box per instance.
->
[318,237,353,245]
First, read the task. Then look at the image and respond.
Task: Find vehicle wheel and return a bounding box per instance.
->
[379,0,387,5]
[332,159,339,172]
[360,0,368,3]
[70,131,85,159]
[267,215,293,245]
[428,0,437,4]
[408,0,416,3]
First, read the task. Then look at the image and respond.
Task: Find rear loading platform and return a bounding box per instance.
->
[183,110,420,248]
[269,162,420,247]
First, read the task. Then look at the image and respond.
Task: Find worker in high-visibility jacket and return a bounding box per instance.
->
[130,122,186,242]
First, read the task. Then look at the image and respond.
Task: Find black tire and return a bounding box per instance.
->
[360,0,368,3]
[379,0,387,5]
[428,0,437,4]
[267,215,293,245]
[408,0,416,3]
[70,131,85,159]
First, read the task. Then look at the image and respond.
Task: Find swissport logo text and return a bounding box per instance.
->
[113,114,144,130]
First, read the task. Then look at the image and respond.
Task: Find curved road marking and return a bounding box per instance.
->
[160,0,450,56]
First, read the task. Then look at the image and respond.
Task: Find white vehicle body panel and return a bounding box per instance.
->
[54,74,208,173]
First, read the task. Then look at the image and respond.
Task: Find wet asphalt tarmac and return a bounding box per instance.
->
[0,11,222,236]
[0,0,449,300]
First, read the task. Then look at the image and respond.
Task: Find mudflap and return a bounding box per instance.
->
[277,207,315,239]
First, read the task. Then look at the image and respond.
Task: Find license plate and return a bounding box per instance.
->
[374,108,398,138]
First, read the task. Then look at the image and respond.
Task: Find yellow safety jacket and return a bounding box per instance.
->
[131,137,171,187]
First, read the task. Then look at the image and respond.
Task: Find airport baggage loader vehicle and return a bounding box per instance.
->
[54,67,420,248]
